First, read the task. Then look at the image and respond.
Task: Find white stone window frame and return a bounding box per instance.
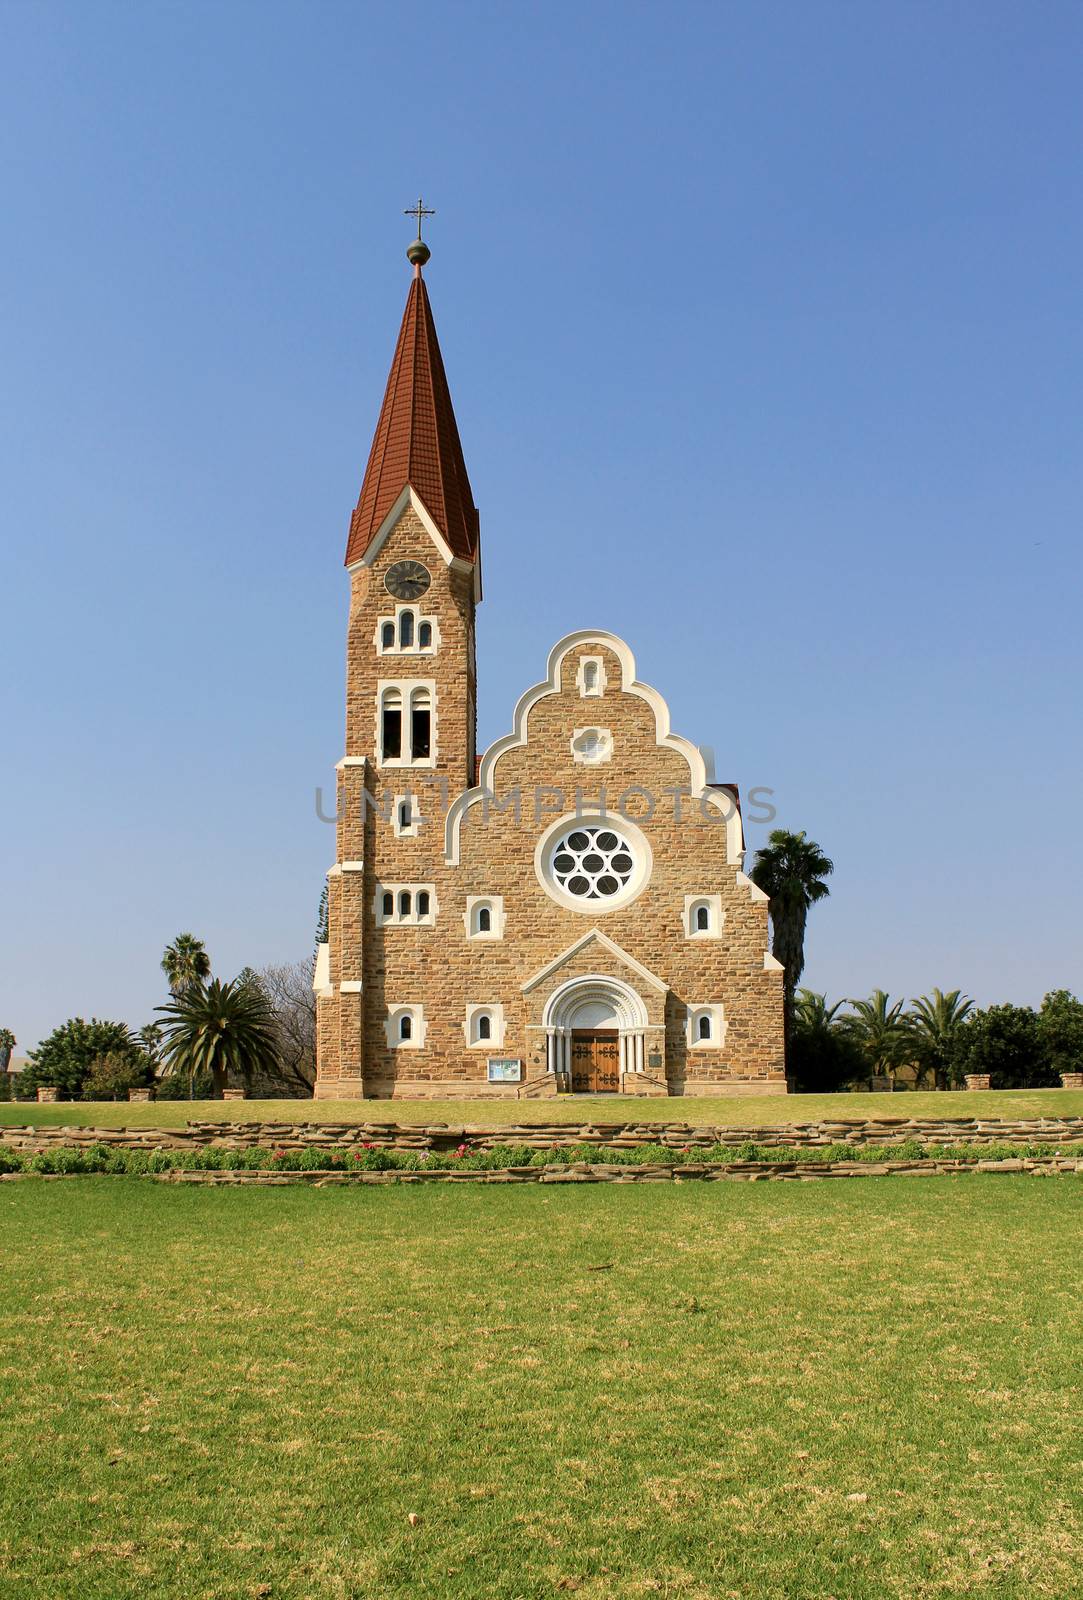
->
[535,811,652,915]
[464,894,506,940]
[686,1003,726,1049]
[376,678,437,770]
[374,606,440,657]
[393,792,423,838]
[576,654,607,698]
[374,883,438,928]
[684,894,724,940]
[464,1003,506,1049]
[570,726,613,766]
[385,1004,427,1049]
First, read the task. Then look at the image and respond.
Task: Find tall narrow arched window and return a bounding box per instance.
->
[382,891,394,917]
[477,1013,492,1041]
[399,1013,412,1041]
[398,798,412,832]
[696,904,710,933]
[418,621,432,649]
[410,687,431,760]
[381,688,402,761]
[416,891,430,917]
[399,890,412,917]
[399,610,414,648]
[477,905,491,933]
[698,1013,712,1042]
[381,621,395,649]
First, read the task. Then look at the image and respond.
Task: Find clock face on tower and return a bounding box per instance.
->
[384,560,431,601]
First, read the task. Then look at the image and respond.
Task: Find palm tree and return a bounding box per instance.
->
[791,990,864,1093]
[161,933,211,996]
[137,1023,165,1072]
[156,978,279,1098]
[750,830,834,1046]
[909,988,974,1090]
[842,989,913,1088]
[794,990,847,1036]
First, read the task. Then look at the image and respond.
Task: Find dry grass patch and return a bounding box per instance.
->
[2,1086,1082,1131]
[1,1178,1081,1598]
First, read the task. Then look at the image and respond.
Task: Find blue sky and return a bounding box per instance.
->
[2,0,1081,1052]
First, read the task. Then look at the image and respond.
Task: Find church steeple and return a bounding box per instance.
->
[345,237,479,567]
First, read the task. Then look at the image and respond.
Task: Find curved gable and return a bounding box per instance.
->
[444,629,742,864]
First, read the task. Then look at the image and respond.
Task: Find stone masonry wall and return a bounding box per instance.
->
[4,1115,1082,1156]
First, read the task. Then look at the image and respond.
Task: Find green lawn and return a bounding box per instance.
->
[2,1178,1081,1599]
[2,1085,1082,1129]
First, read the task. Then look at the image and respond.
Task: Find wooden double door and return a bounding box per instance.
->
[570,1029,620,1094]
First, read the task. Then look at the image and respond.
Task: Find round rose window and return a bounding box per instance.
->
[549,824,638,901]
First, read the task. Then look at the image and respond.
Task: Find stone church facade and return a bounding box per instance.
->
[314,242,786,1098]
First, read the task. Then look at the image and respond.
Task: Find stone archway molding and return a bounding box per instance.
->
[541,972,652,1080]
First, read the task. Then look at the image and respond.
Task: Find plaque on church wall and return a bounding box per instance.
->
[486,1058,523,1083]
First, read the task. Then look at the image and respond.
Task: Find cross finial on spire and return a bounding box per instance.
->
[404,197,434,272]
[404,196,435,239]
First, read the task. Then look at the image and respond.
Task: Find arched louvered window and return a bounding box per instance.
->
[410,688,431,760]
[418,621,432,649]
[381,688,402,761]
[381,621,395,649]
[399,610,415,648]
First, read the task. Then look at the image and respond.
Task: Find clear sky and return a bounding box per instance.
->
[2,0,1081,1052]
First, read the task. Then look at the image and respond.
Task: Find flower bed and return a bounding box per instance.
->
[2,1137,1082,1179]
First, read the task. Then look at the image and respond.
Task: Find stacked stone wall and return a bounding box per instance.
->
[4,1115,1082,1156]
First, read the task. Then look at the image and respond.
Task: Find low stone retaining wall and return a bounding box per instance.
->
[148,1155,1083,1184]
[3,1114,1083,1156]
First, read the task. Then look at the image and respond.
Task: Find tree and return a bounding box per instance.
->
[909,988,974,1090]
[21,1019,142,1099]
[315,884,329,952]
[750,830,833,1047]
[258,960,317,1094]
[157,978,280,1098]
[842,989,914,1087]
[0,1027,15,1075]
[137,1023,165,1070]
[1036,990,1083,1081]
[160,933,211,996]
[789,990,865,1094]
[949,1004,1055,1090]
[82,1051,151,1100]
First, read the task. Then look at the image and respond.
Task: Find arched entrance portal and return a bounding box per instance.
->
[542,975,650,1091]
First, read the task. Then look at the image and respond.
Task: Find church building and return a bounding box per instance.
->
[314,230,786,1098]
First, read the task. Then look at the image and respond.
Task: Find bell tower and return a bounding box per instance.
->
[315,217,481,1096]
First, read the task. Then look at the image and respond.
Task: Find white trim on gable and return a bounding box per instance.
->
[347,486,457,570]
[444,630,744,865]
[521,928,669,997]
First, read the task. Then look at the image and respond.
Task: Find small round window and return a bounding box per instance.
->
[550,824,637,902]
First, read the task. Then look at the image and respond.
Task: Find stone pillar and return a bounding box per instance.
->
[128,1088,154,1101]
[1059,1072,1083,1090]
[36,1086,59,1103]
[221,1088,247,1100]
[964,1074,991,1092]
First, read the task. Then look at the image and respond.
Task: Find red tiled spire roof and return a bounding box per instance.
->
[345,268,479,566]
